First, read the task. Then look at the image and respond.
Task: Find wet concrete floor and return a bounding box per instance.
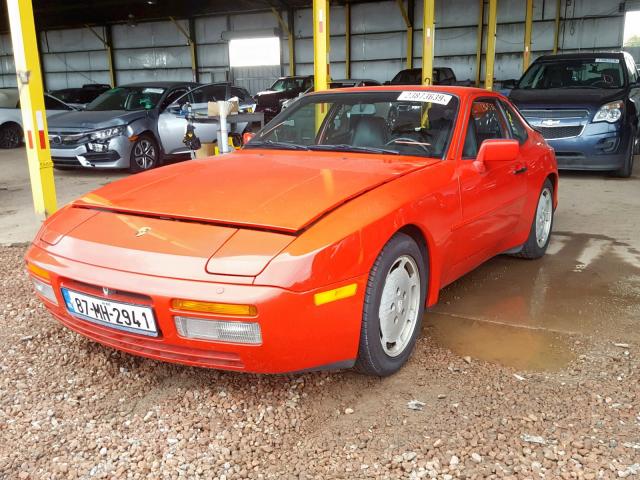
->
[423,171,640,371]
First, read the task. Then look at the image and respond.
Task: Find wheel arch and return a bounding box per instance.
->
[546,171,558,208]
[396,223,440,307]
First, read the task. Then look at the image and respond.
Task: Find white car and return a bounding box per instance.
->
[0,88,75,149]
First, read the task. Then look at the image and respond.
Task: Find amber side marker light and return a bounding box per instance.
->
[171,299,257,317]
[314,283,358,306]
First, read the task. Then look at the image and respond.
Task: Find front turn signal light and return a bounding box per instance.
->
[171,299,257,317]
[26,262,51,281]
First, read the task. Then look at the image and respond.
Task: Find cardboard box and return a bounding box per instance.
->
[195,142,217,158]
[207,98,240,117]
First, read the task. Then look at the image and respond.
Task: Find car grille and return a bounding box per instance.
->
[520,109,590,140]
[48,131,89,146]
[535,125,584,139]
[520,109,589,119]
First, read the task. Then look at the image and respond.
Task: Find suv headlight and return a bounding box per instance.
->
[593,101,623,123]
[89,126,126,141]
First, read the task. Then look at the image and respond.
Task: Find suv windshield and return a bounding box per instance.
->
[85,86,166,111]
[518,58,625,89]
[247,90,459,159]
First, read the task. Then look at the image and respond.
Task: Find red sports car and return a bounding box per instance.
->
[25,86,557,376]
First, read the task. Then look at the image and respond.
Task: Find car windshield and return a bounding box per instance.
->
[518,58,625,89]
[247,90,459,159]
[85,86,166,111]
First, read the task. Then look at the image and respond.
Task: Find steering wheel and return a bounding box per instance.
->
[385,137,432,154]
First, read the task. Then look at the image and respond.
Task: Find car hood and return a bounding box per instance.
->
[47,110,148,131]
[73,150,436,233]
[509,88,626,110]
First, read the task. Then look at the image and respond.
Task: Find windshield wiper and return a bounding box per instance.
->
[307,144,400,155]
[244,140,309,151]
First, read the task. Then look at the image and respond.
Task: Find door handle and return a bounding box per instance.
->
[513,165,528,175]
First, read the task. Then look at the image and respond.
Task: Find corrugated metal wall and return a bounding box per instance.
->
[0,0,632,92]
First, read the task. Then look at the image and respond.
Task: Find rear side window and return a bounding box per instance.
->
[500,101,528,144]
[462,99,508,159]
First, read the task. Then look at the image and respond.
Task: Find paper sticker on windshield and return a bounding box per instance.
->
[142,88,165,94]
[397,91,452,105]
[595,58,619,63]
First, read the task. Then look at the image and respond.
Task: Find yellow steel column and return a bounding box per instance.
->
[475,0,485,86]
[345,2,351,78]
[105,26,116,86]
[170,17,198,83]
[86,25,116,87]
[523,0,533,71]
[553,0,561,54]
[396,0,413,69]
[421,0,434,85]
[313,0,330,91]
[484,0,497,90]
[288,8,296,76]
[271,8,295,77]
[7,0,57,217]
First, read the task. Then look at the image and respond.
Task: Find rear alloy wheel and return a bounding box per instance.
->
[129,134,159,173]
[0,123,23,149]
[355,233,427,376]
[512,179,554,259]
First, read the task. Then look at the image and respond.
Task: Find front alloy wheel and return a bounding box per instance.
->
[355,233,427,376]
[129,135,159,173]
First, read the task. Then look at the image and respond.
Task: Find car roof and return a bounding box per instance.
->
[119,81,199,88]
[536,51,624,61]
[276,75,313,80]
[308,84,495,98]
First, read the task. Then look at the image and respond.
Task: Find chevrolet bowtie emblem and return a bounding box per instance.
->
[136,227,151,237]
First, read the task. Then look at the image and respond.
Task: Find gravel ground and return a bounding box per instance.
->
[1,245,639,479]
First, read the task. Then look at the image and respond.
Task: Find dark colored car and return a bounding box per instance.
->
[510,52,640,177]
[255,75,314,122]
[49,84,111,108]
[387,67,458,86]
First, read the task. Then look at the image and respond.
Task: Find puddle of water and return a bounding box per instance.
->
[425,312,576,372]
[432,232,640,342]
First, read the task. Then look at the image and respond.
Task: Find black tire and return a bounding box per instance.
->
[612,139,635,178]
[512,179,554,259]
[0,123,23,149]
[355,232,428,377]
[129,134,159,173]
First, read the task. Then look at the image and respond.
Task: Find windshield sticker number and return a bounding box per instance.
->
[595,58,619,64]
[142,88,165,94]
[397,91,452,105]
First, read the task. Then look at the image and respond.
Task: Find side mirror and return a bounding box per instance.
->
[477,139,520,163]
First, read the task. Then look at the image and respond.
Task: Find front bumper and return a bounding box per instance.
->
[51,136,133,169]
[547,122,632,171]
[26,244,365,373]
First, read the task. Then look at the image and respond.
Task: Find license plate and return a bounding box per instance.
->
[61,288,158,336]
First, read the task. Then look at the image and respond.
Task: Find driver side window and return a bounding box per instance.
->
[462,99,508,159]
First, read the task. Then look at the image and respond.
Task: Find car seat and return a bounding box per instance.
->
[352,116,389,147]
